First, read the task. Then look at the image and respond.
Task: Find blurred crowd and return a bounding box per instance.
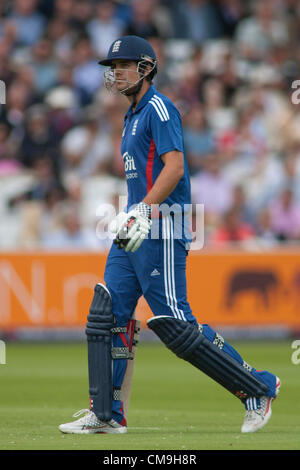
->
[1,0,300,250]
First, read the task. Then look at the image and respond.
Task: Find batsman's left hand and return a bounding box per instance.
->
[110,202,152,253]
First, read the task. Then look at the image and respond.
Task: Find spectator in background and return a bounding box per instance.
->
[56,64,77,91]
[172,0,225,43]
[216,48,241,104]
[230,184,254,225]
[0,1,8,22]
[61,106,112,179]
[0,121,22,176]
[94,91,128,179]
[7,0,46,47]
[29,37,60,96]
[69,0,94,35]
[225,151,285,222]
[2,78,34,129]
[255,208,278,245]
[40,201,109,250]
[220,101,270,188]
[191,153,233,228]
[183,103,215,175]
[87,1,125,58]
[181,45,204,85]
[234,0,289,62]
[46,17,75,63]
[275,148,300,205]
[235,107,266,161]
[18,105,60,175]
[44,85,77,141]
[177,63,203,106]
[52,0,74,23]
[13,62,35,91]
[269,187,300,241]
[209,206,255,245]
[72,35,103,106]
[147,37,170,89]
[217,0,246,38]
[0,35,15,84]
[16,157,61,202]
[202,77,235,135]
[19,172,83,249]
[8,155,63,243]
[18,180,67,248]
[125,0,160,38]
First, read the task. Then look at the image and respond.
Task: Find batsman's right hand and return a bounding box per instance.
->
[109,203,152,253]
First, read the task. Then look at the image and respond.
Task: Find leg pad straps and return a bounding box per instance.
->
[147,316,268,401]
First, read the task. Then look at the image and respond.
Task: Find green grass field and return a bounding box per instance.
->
[0,340,299,450]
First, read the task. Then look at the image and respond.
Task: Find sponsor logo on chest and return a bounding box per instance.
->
[123,151,136,171]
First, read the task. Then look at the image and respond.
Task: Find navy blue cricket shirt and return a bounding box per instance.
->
[120,85,191,213]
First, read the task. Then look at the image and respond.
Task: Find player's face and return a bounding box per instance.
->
[110,60,140,93]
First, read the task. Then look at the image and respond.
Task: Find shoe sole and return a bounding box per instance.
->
[58,425,127,435]
[241,376,281,433]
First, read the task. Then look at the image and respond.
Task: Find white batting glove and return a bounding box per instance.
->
[110,202,152,253]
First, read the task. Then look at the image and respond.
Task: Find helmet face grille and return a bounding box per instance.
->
[137,59,156,78]
[103,60,156,95]
[103,68,117,93]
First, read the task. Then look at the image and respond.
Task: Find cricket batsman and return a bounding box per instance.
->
[59,36,280,435]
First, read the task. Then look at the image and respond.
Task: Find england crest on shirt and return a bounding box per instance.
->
[132,119,139,135]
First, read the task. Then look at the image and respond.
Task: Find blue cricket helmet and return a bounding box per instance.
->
[98,35,157,67]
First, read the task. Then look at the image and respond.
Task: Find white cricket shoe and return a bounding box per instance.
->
[58,409,127,434]
[241,377,281,433]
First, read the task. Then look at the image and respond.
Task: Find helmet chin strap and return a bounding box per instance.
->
[120,61,150,108]
[121,77,144,109]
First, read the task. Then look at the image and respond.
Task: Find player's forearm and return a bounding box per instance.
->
[143,154,184,206]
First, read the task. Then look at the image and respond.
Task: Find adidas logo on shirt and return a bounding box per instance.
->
[150,269,160,277]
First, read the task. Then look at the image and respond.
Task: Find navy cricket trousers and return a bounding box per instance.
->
[104,215,196,424]
[103,215,277,424]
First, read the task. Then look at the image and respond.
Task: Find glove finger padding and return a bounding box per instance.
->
[126,214,150,237]
[125,215,151,252]
[109,211,128,234]
[112,202,152,253]
[130,233,146,253]
[125,228,143,252]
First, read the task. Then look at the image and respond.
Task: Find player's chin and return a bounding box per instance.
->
[118,82,139,95]
[115,81,129,92]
